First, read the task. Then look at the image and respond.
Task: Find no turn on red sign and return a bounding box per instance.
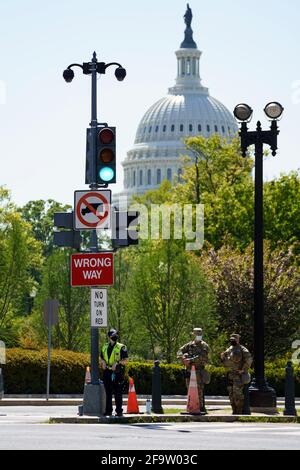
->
[71,253,114,287]
[74,190,111,230]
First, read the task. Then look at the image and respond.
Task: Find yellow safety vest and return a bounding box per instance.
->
[102,342,124,367]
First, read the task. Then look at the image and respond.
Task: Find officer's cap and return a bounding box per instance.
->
[108,329,118,337]
[230,334,240,341]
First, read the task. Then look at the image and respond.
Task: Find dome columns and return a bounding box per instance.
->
[176,48,201,80]
[169,48,206,95]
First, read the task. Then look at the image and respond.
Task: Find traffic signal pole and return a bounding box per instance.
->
[62,52,127,416]
[89,53,100,385]
[90,52,98,185]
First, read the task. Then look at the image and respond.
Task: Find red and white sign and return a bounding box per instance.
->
[71,253,114,287]
[74,190,111,230]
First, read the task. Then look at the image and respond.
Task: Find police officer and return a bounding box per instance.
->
[221,334,253,415]
[100,329,128,417]
[177,328,210,413]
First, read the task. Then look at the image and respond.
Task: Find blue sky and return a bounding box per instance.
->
[0,0,299,206]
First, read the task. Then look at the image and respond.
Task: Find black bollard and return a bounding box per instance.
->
[284,361,297,416]
[152,360,163,414]
[0,368,4,399]
[242,384,251,415]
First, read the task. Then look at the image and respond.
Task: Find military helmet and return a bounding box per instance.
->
[230,334,241,341]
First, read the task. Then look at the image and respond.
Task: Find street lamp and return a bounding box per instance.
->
[233,103,253,122]
[63,52,126,388]
[234,101,284,412]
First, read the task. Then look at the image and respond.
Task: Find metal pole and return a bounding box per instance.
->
[152,360,163,414]
[91,52,98,184]
[89,52,100,385]
[284,361,297,416]
[90,230,100,385]
[46,306,52,401]
[249,123,276,410]
[195,156,200,205]
[253,136,265,388]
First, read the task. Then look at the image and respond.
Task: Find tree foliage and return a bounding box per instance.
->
[20,199,71,257]
[123,240,216,363]
[30,249,90,352]
[0,188,42,340]
[201,243,300,357]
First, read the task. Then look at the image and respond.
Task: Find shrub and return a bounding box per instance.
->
[2,349,88,394]
[1,348,299,396]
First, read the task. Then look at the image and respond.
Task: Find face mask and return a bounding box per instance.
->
[110,336,118,343]
[196,336,202,342]
[230,340,237,346]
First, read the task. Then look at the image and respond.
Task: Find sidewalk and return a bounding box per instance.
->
[1,395,299,407]
[50,406,300,425]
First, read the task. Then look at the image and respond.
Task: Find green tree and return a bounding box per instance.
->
[264,171,300,251]
[32,249,90,351]
[0,188,43,344]
[171,135,255,249]
[201,243,300,357]
[124,240,216,362]
[20,199,72,257]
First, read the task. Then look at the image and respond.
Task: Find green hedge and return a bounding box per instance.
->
[1,349,299,396]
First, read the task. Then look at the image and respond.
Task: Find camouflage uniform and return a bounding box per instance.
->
[177,339,210,412]
[221,340,252,415]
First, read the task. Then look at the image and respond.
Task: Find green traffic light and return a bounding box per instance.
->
[99,167,115,182]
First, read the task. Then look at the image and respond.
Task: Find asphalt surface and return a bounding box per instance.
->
[0,406,299,450]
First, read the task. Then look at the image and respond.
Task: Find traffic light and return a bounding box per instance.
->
[53,212,82,250]
[96,127,116,185]
[112,211,139,249]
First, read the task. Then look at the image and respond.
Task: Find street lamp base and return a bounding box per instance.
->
[82,383,106,417]
[249,381,277,412]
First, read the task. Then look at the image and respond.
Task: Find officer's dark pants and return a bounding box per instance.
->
[103,369,123,416]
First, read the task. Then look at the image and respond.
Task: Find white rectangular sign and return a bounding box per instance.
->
[74,190,111,231]
[91,288,108,328]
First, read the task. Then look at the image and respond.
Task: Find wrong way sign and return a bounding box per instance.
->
[74,190,111,230]
[71,253,114,287]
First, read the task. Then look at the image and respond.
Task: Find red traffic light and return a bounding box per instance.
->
[99,128,114,145]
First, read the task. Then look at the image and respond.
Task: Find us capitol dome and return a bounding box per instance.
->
[116,4,238,203]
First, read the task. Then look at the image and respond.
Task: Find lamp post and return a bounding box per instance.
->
[63,52,126,387]
[234,102,284,412]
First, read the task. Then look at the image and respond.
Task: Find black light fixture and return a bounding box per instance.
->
[115,66,127,82]
[233,103,253,122]
[264,102,284,120]
[63,68,75,83]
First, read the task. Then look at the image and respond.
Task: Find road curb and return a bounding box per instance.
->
[49,414,300,425]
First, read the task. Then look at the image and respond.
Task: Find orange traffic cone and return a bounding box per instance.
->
[85,366,91,385]
[186,366,201,415]
[127,377,139,414]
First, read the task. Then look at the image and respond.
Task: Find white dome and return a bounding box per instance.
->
[115,7,238,204]
[135,92,237,145]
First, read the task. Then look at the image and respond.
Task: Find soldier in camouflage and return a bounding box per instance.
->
[221,334,253,415]
[177,328,210,413]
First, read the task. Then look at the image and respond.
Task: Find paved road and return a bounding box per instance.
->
[0,407,299,450]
